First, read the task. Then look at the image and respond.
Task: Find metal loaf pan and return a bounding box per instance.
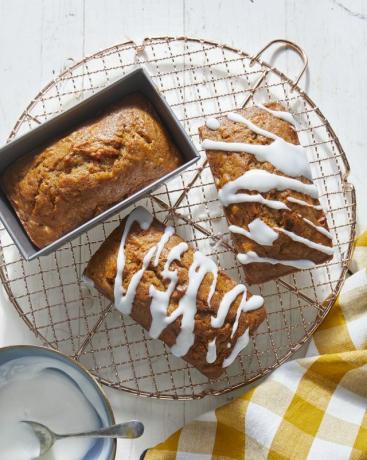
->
[0,67,200,260]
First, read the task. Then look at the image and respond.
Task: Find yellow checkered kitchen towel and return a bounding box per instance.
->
[145,232,367,460]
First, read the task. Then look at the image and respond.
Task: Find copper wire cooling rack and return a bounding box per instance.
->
[0,37,356,399]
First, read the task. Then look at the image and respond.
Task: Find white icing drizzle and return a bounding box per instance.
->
[206,338,217,364]
[229,218,332,261]
[254,103,296,125]
[231,295,264,339]
[153,226,175,266]
[211,284,257,329]
[275,227,334,255]
[201,105,333,278]
[113,207,264,370]
[219,189,289,210]
[218,170,318,210]
[114,207,154,315]
[206,117,220,130]
[203,110,331,260]
[202,137,312,181]
[202,110,331,246]
[207,265,219,306]
[226,112,276,141]
[286,196,322,211]
[223,329,250,368]
[202,107,331,264]
[303,218,333,240]
[202,111,312,180]
[237,251,316,269]
[149,242,189,339]
[167,251,218,358]
[229,218,278,246]
[116,245,157,315]
[210,284,263,365]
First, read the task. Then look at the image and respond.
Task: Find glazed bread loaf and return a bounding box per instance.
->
[84,207,266,379]
[199,103,333,284]
[2,93,182,248]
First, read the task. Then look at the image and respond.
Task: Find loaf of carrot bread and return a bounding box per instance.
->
[84,207,266,379]
[2,93,182,248]
[199,103,333,284]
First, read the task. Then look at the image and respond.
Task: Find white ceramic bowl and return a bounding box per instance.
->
[0,345,116,459]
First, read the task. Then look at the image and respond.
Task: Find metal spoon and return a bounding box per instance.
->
[22,420,144,457]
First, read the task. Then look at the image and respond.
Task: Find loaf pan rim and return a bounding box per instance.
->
[0,67,200,260]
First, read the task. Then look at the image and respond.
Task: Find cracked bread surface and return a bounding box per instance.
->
[84,214,266,379]
[2,93,182,248]
[199,103,333,284]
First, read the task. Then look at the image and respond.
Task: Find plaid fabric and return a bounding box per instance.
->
[145,231,367,460]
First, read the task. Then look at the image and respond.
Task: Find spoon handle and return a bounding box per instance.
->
[56,421,144,440]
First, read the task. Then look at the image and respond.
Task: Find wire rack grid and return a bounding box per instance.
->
[0,37,356,399]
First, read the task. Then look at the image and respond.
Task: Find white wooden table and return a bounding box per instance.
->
[0,1,366,458]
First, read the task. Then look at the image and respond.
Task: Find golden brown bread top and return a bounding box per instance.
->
[2,93,182,248]
[85,212,266,379]
[199,103,333,284]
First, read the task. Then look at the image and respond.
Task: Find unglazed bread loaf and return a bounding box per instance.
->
[2,93,182,248]
[199,103,334,284]
[84,207,266,379]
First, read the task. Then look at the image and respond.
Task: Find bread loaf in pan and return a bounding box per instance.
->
[2,93,182,248]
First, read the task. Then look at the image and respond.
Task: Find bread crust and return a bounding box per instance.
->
[199,103,333,284]
[85,214,266,379]
[2,93,182,248]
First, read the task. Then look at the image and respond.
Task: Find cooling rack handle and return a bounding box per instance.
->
[250,39,308,89]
